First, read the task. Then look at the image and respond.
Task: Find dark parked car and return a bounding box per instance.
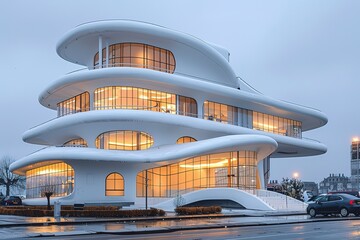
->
[307,193,360,217]
[328,191,360,197]
[1,196,22,206]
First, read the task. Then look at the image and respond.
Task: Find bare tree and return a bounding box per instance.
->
[0,156,25,196]
[41,185,55,210]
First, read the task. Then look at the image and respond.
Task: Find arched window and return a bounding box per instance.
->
[176,136,197,144]
[94,42,176,73]
[105,173,124,196]
[96,130,154,150]
[63,138,88,147]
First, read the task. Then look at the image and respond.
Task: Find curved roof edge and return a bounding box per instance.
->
[56,19,237,86]
[11,134,277,175]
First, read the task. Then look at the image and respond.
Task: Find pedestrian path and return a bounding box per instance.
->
[0,209,319,239]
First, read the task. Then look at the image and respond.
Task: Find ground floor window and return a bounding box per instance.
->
[136,151,257,197]
[105,172,124,196]
[26,162,74,199]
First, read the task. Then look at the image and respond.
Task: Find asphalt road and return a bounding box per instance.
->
[22,219,360,240]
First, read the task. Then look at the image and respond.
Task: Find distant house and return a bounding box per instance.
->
[302,181,319,196]
[319,174,352,194]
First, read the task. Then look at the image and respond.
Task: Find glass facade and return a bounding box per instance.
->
[56,90,302,139]
[26,162,74,199]
[203,101,238,124]
[253,111,302,138]
[105,173,124,196]
[136,151,257,197]
[95,130,154,150]
[94,86,197,117]
[203,101,302,138]
[94,42,176,73]
[176,136,197,144]
[94,86,176,113]
[57,92,90,117]
[178,96,197,117]
[63,138,88,147]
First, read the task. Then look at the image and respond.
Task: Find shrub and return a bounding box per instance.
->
[0,206,166,218]
[175,206,222,215]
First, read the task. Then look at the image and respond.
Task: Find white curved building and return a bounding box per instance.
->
[10,20,327,210]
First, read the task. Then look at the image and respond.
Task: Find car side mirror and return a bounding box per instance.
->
[316,201,321,204]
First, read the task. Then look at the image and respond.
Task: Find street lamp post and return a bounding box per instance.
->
[145,169,148,210]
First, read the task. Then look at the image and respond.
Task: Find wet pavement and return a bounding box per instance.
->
[0,210,352,239]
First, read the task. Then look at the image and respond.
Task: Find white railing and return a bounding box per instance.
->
[245,189,307,211]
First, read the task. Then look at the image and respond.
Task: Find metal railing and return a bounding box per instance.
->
[94,62,174,74]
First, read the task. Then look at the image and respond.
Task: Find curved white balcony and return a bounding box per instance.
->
[22,110,327,158]
[39,67,327,132]
[11,134,277,174]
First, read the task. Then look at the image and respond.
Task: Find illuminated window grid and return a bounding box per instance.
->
[94,86,197,118]
[26,162,74,199]
[105,173,124,196]
[57,92,90,117]
[252,111,302,138]
[94,86,176,113]
[203,100,302,139]
[96,130,154,151]
[136,151,257,198]
[203,100,238,125]
[94,43,176,73]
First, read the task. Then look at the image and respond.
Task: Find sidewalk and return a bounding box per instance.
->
[0,210,351,239]
[0,209,306,227]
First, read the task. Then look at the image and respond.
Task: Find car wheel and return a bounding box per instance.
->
[340,208,349,217]
[309,208,316,217]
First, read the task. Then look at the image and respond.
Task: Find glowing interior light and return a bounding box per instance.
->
[108,141,153,147]
[38,169,61,175]
[254,122,278,129]
[353,137,359,142]
[95,89,105,93]
[139,95,148,100]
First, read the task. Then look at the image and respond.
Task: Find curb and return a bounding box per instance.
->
[0,212,307,228]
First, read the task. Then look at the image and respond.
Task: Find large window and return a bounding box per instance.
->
[96,130,154,150]
[203,101,238,125]
[57,92,90,117]
[26,162,74,199]
[203,101,302,138]
[136,151,257,198]
[105,173,124,196]
[253,111,302,138]
[94,86,176,113]
[94,43,176,73]
[178,96,197,117]
[94,86,197,118]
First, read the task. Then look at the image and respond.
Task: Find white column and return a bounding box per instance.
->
[176,95,179,115]
[105,39,109,67]
[98,35,103,68]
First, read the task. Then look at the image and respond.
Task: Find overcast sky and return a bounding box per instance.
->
[1,0,359,183]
